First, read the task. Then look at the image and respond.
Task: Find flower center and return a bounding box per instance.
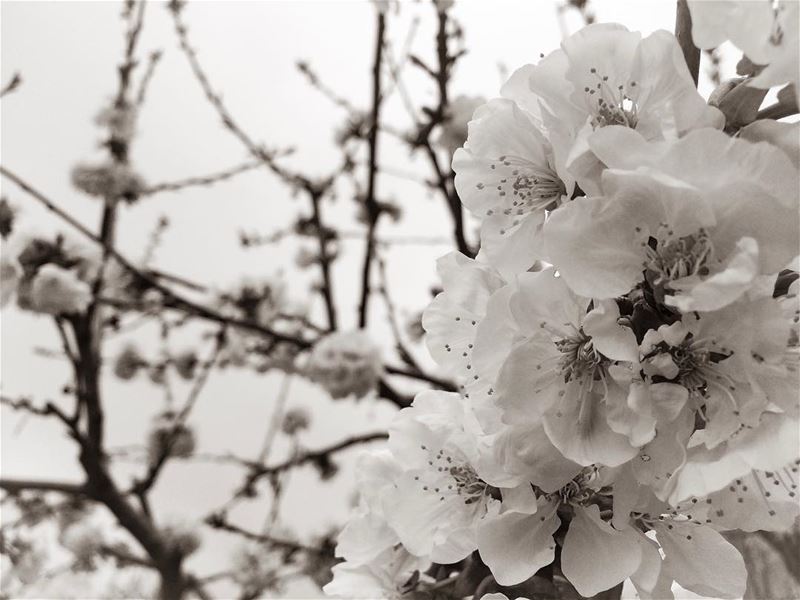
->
[552,466,600,506]
[584,68,639,129]
[480,155,564,231]
[555,330,605,382]
[644,228,714,284]
[417,445,493,506]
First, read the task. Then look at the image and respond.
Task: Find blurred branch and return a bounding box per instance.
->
[1,165,418,414]
[675,0,700,87]
[169,3,341,330]
[206,516,328,556]
[308,187,339,330]
[142,160,262,196]
[0,72,22,98]
[296,60,356,112]
[135,50,163,107]
[168,3,298,186]
[398,4,472,258]
[376,254,456,392]
[357,9,387,328]
[0,166,310,345]
[1,395,79,431]
[98,543,156,569]
[131,331,225,496]
[248,431,388,480]
[0,478,88,496]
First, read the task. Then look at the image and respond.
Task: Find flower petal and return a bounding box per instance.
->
[478,499,560,586]
[561,504,642,597]
[653,520,747,599]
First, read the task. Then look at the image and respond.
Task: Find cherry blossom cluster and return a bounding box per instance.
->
[327,9,799,600]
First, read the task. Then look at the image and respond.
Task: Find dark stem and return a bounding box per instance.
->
[675,0,700,87]
[358,10,387,328]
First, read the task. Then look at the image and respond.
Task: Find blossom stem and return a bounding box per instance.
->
[675,0,700,87]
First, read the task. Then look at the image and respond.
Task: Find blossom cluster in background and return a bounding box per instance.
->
[327,4,799,599]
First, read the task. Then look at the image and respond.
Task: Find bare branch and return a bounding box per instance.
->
[240,431,388,489]
[0,72,22,98]
[357,9,387,328]
[0,478,88,496]
[135,50,163,107]
[206,516,327,556]
[142,160,262,196]
[131,331,225,495]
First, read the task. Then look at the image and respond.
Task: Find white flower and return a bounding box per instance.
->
[336,450,403,565]
[688,0,799,105]
[740,119,799,170]
[493,269,640,467]
[323,545,429,599]
[305,330,382,399]
[545,128,799,310]
[501,23,722,195]
[27,264,92,315]
[422,252,505,386]
[453,100,567,276]
[382,390,541,574]
[383,390,495,562]
[436,94,486,155]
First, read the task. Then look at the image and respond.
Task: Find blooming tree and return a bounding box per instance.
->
[0,0,798,599]
[326,1,800,600]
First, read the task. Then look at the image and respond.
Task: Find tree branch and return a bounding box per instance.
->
[675,0,700,87]
[357,10,387,328]
[0,478,88,496]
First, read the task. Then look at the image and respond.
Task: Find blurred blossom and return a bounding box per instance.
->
[58,522,106,570]
[172,349,198,380]
[295,246,319,269]
[1,535,47,587]
[4,229,99,314]
[281,406,311,435]
[71,161,146,203]
[305,330,383,399]
[140,288,164,313]
[95,104,137,141]
[219,276,286,325]
[147,363,167,385]
[231,544,283,596]
[161,522,201,557]
[434,95,485,155]
[0,197,16,238]
[147,411,196,462]
[688,0,799,105]
[27,264,92,315]
[404,310,425,342]
[113,343,145,380]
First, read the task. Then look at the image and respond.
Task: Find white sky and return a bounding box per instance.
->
[1,1,734,597]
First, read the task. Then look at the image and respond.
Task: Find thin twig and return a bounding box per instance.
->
[142,160,262,196]
[357,10,387,328]
[0,72,22,98]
